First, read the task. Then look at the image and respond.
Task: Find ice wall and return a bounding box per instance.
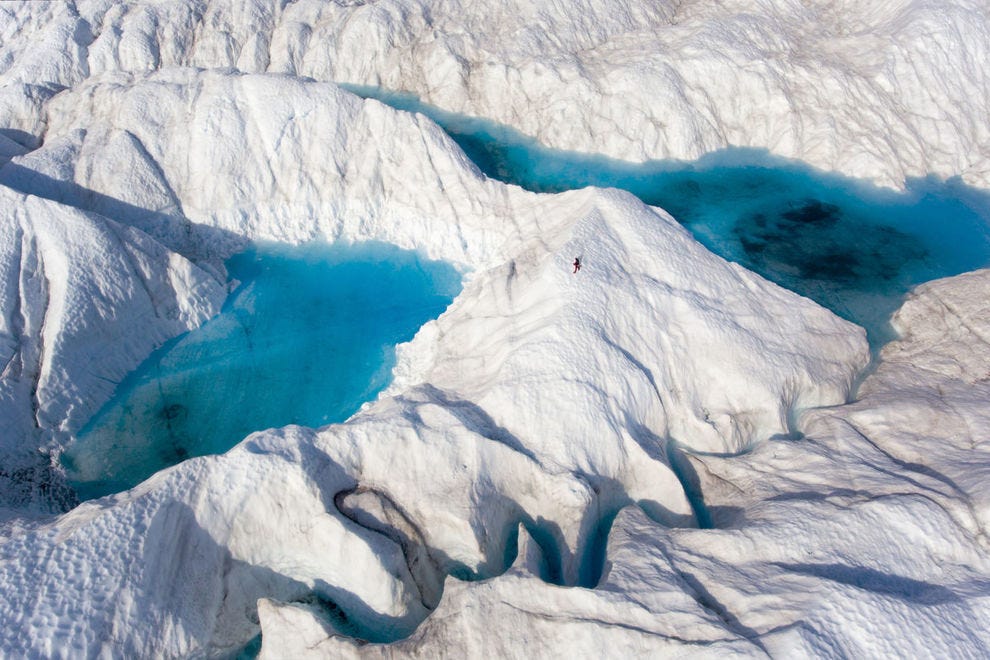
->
[0,184,225,515]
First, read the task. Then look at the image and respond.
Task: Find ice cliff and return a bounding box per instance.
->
[0,0,988,657]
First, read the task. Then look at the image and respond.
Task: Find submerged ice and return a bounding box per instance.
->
[63,242,461,500]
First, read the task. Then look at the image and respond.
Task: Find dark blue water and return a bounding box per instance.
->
[62,241,462,500]
[344,84,990,345]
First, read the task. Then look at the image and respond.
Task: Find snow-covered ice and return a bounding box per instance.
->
[2,0,989,188]
[0,0,988,657]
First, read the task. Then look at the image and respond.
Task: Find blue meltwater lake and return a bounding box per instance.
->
[345,85,990,347]
[62,242,462,500]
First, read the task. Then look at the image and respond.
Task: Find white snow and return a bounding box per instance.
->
[334,268,990,656]
[1,0,989,188]
[0,0,987,658]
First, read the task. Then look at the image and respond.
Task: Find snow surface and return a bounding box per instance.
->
[0,0,987,657]
[275,270,990,659]
[1,0,989,188]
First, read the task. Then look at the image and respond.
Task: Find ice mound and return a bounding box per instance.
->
[296,270,990,658]
[2,68,503,264]
[655,268,990,656]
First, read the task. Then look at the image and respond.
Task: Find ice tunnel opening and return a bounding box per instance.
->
[61,241,463,501]
[344,84,990,349]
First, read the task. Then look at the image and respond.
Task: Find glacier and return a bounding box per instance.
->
[0,0,989,657]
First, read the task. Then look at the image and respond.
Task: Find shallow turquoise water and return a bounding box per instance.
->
[63,241,461,500]
[345,84,990,345]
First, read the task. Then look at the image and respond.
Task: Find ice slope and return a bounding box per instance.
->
[265,271,990,659]
[644,268,990,657]
[1,1,989,189]
[684,268,990,540]
[0,69,873,656]
[0,68,504,264]
[0,184,225,517]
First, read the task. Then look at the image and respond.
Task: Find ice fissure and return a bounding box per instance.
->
[335,486,445,610]
[21,235,51,434]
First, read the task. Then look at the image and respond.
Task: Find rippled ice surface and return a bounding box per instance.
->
[63,241,462,500]
[346,85,990,347]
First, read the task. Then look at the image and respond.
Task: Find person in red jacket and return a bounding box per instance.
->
[573,257,581,274]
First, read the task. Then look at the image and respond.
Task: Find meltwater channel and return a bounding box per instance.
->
[62,242,462,501]
[345,85,990,347]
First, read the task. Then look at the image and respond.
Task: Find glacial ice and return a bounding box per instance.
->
[2,0,989,188]
[0,0,988,658]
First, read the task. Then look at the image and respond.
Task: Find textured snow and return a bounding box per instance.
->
[256,510,763,658]
[292,269,990,658]
[663,268,990,657]
[1,0,989,188]
[0,0,988,657]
